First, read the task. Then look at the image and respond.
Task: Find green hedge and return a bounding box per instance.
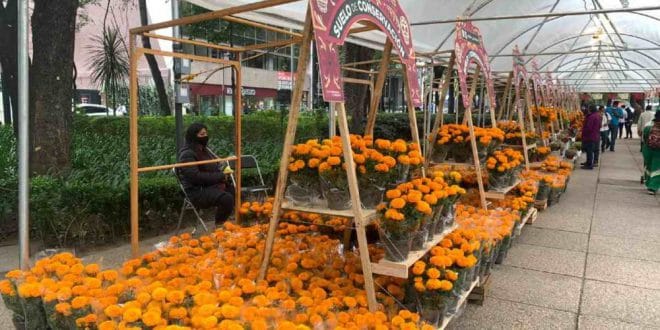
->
[0,110,485,248]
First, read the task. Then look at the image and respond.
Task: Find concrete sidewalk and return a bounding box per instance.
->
[450,137,660,329]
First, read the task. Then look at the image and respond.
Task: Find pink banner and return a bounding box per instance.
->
[512,45,529,98]
[310,0,421,106]
[454,21,496,111]
[545,72,555,104]
[530,60,545,104]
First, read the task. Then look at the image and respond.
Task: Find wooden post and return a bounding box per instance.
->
[129,36,140,257]
[525,89,536,134]
[335,102,379,312]
[465,66,488,210]
[498,72,513,121]
[258,8,313,281]
[233,60,243,224]
[425,52,456,167]
[402,63,423,177]
[515,89,531,170]
[365,40,392,136]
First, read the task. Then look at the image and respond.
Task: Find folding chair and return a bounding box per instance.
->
[172,168,209,234]
[228,155,271,201]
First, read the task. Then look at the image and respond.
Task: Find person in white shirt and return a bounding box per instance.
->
[599,106,611,153]
[638,105,656,137]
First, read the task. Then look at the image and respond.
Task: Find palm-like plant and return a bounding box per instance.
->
[87,26,129,116]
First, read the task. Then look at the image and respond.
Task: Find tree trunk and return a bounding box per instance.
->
[0,0,19,134]
[138,0,170,116]
[30,0,79,174]
[2,72,12,125]
[344,43,374,133]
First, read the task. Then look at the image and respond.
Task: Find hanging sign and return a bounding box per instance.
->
[530,60,545,104]
[311,0,421,106]
[545,72,555,105]
[454,20,496,110]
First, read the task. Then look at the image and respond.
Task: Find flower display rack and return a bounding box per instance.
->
[259,2,426,313]
[440,278,481,330]
[467,274,490,306]
[371,224,458,278]
[515,207,537,236]
[534,199,548,211]
[484,179,522,200]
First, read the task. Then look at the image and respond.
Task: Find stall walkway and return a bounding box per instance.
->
[1,139,658,329]
[450,137,660,330]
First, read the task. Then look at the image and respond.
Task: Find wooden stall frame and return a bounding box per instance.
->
[128,0,327,257]
[256,2,427,312]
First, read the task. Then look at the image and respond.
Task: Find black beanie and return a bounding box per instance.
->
[185,122,208,144]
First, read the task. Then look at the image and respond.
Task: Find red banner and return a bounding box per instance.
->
[530,60,545,104]
[545,72,555,104]
[512,45,531,115]
[311,0,421,106]
[454,21,496,111]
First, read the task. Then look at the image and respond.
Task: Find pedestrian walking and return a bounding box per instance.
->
[624,107,634,139]
[642,111,660,195]
[606,101,624,151]
[599,106,610,153]
[581,105,601,170]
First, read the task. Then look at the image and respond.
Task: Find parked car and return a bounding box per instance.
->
[75,104,121,117]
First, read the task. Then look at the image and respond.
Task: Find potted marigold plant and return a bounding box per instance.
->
[377,183,433,261]
[238,198,274,226]
[410,260,455,326]
[485,148,524,190]
[285,139,325,206]
[355,136,398,208]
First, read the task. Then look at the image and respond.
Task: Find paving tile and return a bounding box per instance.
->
[517,227,588,252]
[591,220,660,244]
[503,244,586,277]
[578,315,652,330]
[596,185,659,206]
[589,234,660,263]
[585,254,660,290]
[447,297,576,330]
[530,212,591,235]
[0,304,12,328]
[581,280,660,326]
[488,266,582,312]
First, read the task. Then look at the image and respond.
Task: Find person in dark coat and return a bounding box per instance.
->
[581,105,602,170]
[177,123,235,225]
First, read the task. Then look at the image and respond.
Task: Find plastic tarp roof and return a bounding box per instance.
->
[186,0,660,92]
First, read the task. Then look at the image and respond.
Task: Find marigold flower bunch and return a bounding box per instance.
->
[238,198,274,226]
[533,106,558,123]
[485,148,524,173]
[434,124,504,147]
[2,224,437,329]
[498,120,538,145]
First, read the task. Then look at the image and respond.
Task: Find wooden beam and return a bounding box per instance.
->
[343,77,372,85]
[129,36,139,257]
[425,52,455,168]
[465,66,488,210]
[242,37,301,51]
[137,156,237,173]
[234,60,243,225]
[402,65,423,177]
[139,47,240,67]
[342,67,374,75]
[142,32,245,52]
[365,40,392,136]
[349,21,379,35]
[258,6,313,282]
[498,72,513,121]
[222,15,302,38]
[130,0,300,34]
[335,102,378,312]
[343,58,381,67]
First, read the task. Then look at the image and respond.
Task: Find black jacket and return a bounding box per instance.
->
[177,143,226,191]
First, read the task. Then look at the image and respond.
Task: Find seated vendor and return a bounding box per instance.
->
[177,123,235,225]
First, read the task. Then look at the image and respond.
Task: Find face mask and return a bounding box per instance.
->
[196,136,209,146]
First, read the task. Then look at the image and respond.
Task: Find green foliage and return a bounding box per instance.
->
[87,26,129,114]
[114,85,173,116]
[0,111,444,247]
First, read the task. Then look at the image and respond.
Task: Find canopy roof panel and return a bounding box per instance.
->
[185,0,660,92]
